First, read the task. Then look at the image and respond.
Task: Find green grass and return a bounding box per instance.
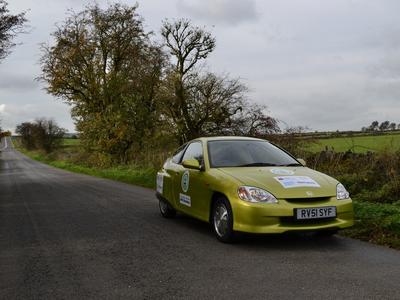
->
[62,138,80,146]
[307,133,400,153]
[342,200,400,249]
[18,147,157,189]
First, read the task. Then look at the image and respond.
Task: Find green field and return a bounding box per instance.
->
[62,135,400,153]
[62,138,80,146]
[307,134,400,153]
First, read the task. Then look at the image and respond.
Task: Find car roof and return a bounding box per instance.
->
[192,136,268,143]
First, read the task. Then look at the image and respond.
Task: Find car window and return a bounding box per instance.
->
[181,142,204,165]
[171,144,187,164]
[208,140,299,168]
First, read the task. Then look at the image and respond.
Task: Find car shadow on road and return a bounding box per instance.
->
[169,213,348,251]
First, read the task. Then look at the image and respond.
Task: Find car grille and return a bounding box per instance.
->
[284,197,332,204]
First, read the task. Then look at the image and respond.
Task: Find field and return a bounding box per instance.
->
[307,133,400,153]
[62,138,80,146]
[63,134,400,153]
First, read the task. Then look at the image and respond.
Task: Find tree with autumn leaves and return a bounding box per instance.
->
[0,0,26,62]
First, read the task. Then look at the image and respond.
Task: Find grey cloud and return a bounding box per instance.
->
[177,0,258,25]
[269,81,400,131]
[250,70,397,131]
[370,43,400,80]
[0,73,38,91]
[0,101,73,133]
[2,0,400,133]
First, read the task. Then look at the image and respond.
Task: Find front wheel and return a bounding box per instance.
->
[212,197,235,243]
[159,198,176,218]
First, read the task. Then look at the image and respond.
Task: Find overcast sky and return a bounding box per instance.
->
[1,0,400,133]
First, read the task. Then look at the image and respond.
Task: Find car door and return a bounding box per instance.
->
[173,141,210,220]
[164,143,187,206]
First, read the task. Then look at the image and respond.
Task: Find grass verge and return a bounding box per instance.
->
[341,200,400,249]
[17,147,157,189]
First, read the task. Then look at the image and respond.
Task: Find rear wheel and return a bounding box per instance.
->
[212,197,235,243]
[159,198,176,218]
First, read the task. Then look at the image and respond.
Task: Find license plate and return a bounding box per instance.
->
[294,206,336,220]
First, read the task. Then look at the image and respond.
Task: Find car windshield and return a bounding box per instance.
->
[208,140,301,168]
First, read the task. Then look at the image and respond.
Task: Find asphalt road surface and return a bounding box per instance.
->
[1,137,400,299]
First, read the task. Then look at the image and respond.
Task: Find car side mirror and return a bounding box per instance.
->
[297,158,306,166]
[182,159,202,170]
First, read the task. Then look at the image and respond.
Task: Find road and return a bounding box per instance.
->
[1,136,400,299]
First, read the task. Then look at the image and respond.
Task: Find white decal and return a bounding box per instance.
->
[179,193,191,207]
[181,170,190,192]
[270,168,294,175]
[274,176,320,189]
[156,173,164,194]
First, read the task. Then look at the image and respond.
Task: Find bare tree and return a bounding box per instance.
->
[231,104,279,136]
[161,19,278,142]
[162,18,215,77]
[161,19,216,142]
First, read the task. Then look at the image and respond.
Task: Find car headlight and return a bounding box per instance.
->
[336,183,350,200]
[237,186,278,203]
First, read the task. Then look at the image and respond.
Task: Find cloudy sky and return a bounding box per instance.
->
[1,0,400,133]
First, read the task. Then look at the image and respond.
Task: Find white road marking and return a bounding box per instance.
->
[0,137,9,150]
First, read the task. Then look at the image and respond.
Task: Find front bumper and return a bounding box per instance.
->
[231,197,353,234]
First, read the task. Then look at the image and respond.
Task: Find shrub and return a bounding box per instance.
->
[16,118,66,153]
[303,149,400,203]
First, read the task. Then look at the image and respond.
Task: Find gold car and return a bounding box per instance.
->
[156,137,353,242]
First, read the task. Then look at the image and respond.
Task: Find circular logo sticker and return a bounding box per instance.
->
[270,169,294,175]
[181,170,190,193]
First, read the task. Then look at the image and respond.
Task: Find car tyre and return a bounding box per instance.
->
[159,198,176,218]
[212,197,236,243]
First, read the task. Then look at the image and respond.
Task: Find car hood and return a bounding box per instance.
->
[218,167,338,199]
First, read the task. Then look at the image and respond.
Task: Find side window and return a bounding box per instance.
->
[181,142,204,165]
[172,144,187,164]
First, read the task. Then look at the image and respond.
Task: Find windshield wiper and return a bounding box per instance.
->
[236,162,279,167]
[278,163,303,167]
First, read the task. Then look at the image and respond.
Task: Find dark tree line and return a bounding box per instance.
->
[362,121,400,132]
[16,118,65,153]
[38,3,279,163]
